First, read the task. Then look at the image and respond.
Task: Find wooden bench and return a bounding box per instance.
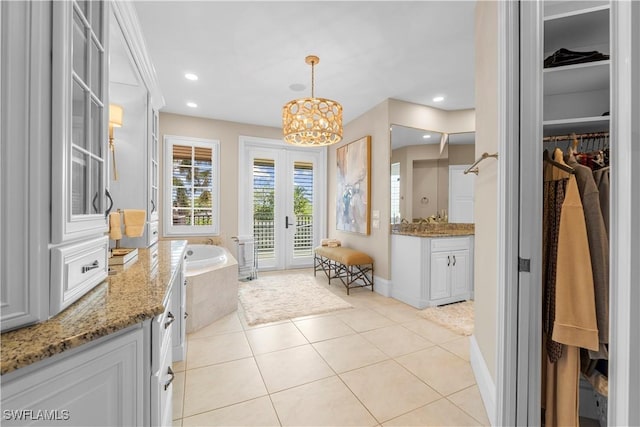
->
[314,246,374,295]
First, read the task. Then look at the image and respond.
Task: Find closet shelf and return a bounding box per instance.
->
[543,116,610,136]
[544,7,609,55]
[544,60,609,95]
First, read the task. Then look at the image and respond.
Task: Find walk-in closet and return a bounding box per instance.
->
[541,1,610,425]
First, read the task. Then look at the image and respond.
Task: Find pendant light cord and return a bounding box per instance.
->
[311,60,315,98]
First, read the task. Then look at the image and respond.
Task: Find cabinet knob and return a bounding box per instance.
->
[164,311,176,329]
[164,366,175,391]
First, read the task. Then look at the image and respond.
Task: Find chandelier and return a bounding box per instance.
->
[282,55,343,146]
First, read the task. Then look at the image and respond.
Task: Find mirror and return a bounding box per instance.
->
[390,125,475,224]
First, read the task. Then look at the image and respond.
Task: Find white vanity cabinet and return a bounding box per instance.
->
[1,0,111,331]
[1,326,145,427]
[391,234,474,308]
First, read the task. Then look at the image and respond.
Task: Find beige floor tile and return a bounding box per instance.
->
[271,376,377,426]
[186,331,252,369]
[383,398,482,426]
[293,315,356,342]
[340,360,441,423]
[448,385,490,425]
[182,358,267,417]
[181,396,280,427]
[172,419,182,427]
[255,344,335,393]
[361,325,434,358]
[371,304,421,323]
[245,322,309,355]
[440,336,471,361]
[187,312,244,339]
[402,319,463,344]
[313,334,389,373]
[172,371,186,420]
[335,308,395,332]
[396,347,476,396]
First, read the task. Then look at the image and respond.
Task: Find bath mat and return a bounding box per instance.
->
[238,274,352,326]
[418,300,474,336]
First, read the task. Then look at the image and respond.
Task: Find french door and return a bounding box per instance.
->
[239,137,326,271]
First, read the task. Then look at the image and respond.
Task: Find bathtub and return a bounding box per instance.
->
[183,245,238,333]
[184,244,229,275]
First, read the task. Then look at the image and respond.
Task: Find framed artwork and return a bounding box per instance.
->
[336,135,371,234]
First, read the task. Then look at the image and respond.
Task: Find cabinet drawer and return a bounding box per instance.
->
[50,236,109,316]
[148,221,159,246]
[151,289,174,374]
[151,335,174,427]
[430,237,469,252]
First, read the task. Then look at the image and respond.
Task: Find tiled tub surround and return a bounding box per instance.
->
[391,222,475,237]
[0,240,187,375]
[186,247,239,333]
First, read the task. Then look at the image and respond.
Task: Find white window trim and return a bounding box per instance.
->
[163,135,220,236]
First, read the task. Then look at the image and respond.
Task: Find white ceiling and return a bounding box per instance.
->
[133,1,476,129]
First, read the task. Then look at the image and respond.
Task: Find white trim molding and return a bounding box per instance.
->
[609,1,640,425]
[470,335,496,426]
[372,276,391,297]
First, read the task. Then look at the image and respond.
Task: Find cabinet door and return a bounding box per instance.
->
[450,249,470,298]
[1,327,144,427]
[430,252,451,301]
[51,0,109,243]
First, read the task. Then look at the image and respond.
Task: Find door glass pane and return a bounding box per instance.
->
[90,39,102,97]
[90,1,102,42]
[293,161,313,258]
[73,12,87,82]
[90,158,103,214]
[253,159,275,261]
[72,149,88,215]
[72,81,87,149]
[90,100,102,156]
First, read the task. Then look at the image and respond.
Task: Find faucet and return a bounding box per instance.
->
[205,238,214,245]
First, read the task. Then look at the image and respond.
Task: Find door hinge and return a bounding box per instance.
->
[518,257,531,272]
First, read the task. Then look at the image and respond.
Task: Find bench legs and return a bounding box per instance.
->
[314,253,374,295]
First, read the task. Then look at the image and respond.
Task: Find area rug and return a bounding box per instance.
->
[419,300,474,336]
[238,274,353,326]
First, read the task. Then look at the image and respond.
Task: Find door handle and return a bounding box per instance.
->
[453,255,456,266]
[164,366,175,391]
[447,255,450,266]
[285,215,292,229]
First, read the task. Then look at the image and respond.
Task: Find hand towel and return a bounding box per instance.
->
[109,212,122,240]
[123,209,146,238]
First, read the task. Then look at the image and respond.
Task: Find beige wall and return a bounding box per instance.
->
[158,112,282,251]
[474,1,499,381]
[328,100,392,279]
[412,160,439,219]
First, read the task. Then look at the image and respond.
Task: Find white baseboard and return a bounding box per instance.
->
[373,276,391,297]
[470,335,496,426]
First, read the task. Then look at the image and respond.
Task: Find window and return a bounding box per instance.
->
[164,136,219,235]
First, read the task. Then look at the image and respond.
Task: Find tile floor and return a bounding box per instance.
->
[172,270,490,426]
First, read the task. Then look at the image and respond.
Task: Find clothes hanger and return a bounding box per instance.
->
[544,149,575,174]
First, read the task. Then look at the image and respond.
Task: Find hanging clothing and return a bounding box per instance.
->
[544,174,599,427]
[566,154,610,351]
[593,167,610,237]
[542,159,568,362]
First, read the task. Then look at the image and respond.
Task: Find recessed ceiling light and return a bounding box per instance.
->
[433,96,445,102]
[289,83,306,92]
[423,134,432,139]
[185,73,198,81]
[186,102,198,108]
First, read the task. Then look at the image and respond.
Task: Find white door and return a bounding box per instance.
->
[448,165,476,223]
[429,252,451,301]
[449,249,470,297]
[240,137,326,271]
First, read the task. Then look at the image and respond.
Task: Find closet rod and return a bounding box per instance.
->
[542,131,609,142]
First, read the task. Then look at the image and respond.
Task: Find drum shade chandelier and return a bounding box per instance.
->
[282,55,343,147]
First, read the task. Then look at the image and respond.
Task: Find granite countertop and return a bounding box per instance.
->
[0,240,187,375]
[391,223,475,238]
